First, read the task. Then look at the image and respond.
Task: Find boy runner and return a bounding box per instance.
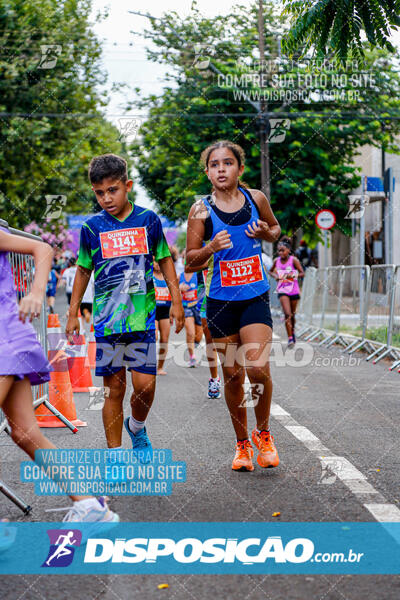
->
[66,154,184,459]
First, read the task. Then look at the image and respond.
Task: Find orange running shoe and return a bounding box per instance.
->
[232,440,254,472]
[251,429,279,468]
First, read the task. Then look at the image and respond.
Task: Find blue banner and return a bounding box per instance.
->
[0,523,398,574]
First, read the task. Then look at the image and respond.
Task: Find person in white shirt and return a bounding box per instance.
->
[62,257,77,305]
[80,272,94,323]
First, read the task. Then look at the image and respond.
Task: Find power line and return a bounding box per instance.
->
[1,112,400,119]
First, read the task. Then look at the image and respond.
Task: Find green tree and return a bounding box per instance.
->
[132,2,400,242]
[282,0,400,63]
[0,0,124,229]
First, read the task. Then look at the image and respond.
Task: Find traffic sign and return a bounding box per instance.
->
[315,209,336,230]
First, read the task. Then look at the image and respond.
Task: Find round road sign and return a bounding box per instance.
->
[315,209,336,230]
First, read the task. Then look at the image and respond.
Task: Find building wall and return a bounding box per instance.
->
[321,144,400,266]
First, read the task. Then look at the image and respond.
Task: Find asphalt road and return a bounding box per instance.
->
[0,291,399,598]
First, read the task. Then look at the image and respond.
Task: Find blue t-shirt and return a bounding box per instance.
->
[179,272,198,307]
[77,203,170,336]
[46,269,57,295]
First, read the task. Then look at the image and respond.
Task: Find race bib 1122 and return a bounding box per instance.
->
[219,255,263,287]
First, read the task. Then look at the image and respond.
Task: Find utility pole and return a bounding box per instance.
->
[257,0,270,200]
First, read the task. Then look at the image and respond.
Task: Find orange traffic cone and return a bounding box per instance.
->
[36,314,87,428]
[87,323,96,369]
[67,332,94,392]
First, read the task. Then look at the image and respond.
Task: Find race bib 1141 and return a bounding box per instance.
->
[100,228,149,259]
[219,255,263,287]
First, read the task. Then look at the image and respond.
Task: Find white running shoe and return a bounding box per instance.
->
[207,377,222,399]
[63,497,119,524]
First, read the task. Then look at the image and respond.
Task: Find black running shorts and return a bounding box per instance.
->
[155,305,170,322]
[206,291,273,339]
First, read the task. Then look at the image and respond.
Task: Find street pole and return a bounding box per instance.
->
[323,229,328,267]
[360,176,366,318]
[388,167,394,264]
[257,0,274,259]
[257,0,270,200]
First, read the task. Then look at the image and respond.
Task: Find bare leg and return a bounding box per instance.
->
[1,376,86,501]
[47,296,55,314]
[213,334,247,440]
[195,323,203,345]
[240,323,273,431]
[102,369,126,448]
[129,370,156,422]
[157,318,170,374]
[279,295,293,338]
[82,308,91,324]
[202,317,218,379]
[185,316,195,359]
[290,298,298,335]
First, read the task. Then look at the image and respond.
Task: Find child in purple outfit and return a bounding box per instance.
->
[270,237,304,348]
[0,225,118,523]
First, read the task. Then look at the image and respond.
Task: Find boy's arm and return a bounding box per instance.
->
[158,256,185,333]
[66,265,92,340]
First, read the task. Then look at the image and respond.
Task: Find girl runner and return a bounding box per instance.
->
[186,140,281,471]
[154,259,172,375]
[270,237,304,348]
[0,225,118,523]
[179,269,200,367]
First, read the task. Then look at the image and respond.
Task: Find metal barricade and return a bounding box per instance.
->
[268,274,281,315]
[0,221,48,513]
[388,265,400,370]
[338,265,374,355]
[275,260,400,368]
[303,268,328,341]
[0,220,75,513]
[364,265,400,364]
[297,267,317,337]
[318,266,347,347]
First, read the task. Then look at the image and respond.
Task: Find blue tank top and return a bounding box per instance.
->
[204,187,270,301]
[179,272,198,307]
[153,275,171,307]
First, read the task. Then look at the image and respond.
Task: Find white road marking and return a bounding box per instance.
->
[270,403,290,416]
[364,504,400,522]
[286,425,329,453]
[272,401,399,523]
[318,456,367,481]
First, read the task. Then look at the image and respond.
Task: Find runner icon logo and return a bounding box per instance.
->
[318,458,343,485]
[42,529,82,568]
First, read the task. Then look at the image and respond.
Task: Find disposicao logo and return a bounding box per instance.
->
[84,536,315,564]
[42,529,82,567]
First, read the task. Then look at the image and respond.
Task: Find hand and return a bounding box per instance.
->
[210,230,232,253]
[18,292,42,323]
[245,219,269,239]
[170,302,185,334]
[65,316,80,342]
